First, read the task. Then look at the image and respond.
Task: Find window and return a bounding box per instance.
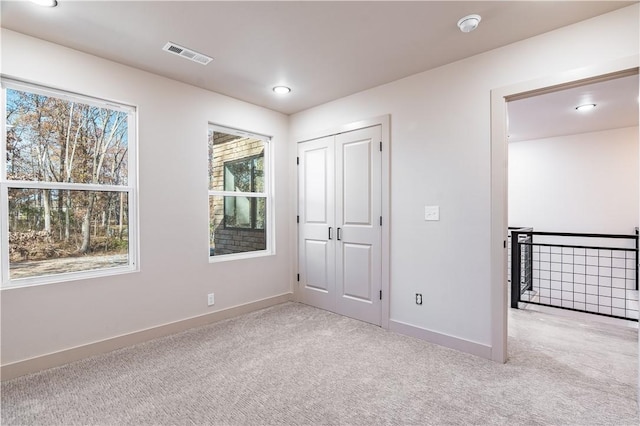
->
[208,125,271,259]
[1,79,137,287]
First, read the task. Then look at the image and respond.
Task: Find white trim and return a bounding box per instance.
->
[0,185,9,285]
[294,114,391,329]
[489,55,640,364]
[379,115,391,329]
[209,190,266,198]
[127,108,140,274]
[0,293,294,381]
[0,87,6,182]
[1,77,136,113]
[296,117,387,145]
[1,86,8,285]
[389,319,492,360]
[4,181,132,192]
[208,248,273,263]
[2,264,137,290]
[208,123,271,142]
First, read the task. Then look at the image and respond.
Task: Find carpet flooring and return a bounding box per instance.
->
[1,302,638,425]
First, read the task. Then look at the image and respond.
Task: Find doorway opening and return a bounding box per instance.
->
[490,57,640,364]
[506,72,639,323]
[492,62,640,410]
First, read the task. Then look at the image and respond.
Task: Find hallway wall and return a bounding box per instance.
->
[509,126,639,234]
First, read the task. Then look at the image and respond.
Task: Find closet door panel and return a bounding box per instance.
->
[342,140,372,225]
[342,242,373,301]
[298,137,335,311]
[335,126,382,325]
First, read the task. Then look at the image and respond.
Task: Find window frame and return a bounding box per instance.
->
[1,78,139,289]
[208,124,273,262]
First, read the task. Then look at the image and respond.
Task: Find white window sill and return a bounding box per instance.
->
[208,249,274,263]
[1,264,139,290]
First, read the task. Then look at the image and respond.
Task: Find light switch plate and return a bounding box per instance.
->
[424,205,439,221]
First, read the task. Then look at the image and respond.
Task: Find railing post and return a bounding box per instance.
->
[525,231,533,292]
[511,231,522,309]
[635,228,638,291]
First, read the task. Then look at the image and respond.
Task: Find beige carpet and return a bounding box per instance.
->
[1,302,638,425]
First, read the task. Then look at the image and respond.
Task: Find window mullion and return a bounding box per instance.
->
[3,181,132,192]
[209,190,265,198]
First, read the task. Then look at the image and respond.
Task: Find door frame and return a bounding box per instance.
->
[489,55,639,364]
[295,114,391,329]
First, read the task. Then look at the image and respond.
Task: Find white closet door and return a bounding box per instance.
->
[335,126,382,325]
[297,126,382,326]
[298,136,335,312]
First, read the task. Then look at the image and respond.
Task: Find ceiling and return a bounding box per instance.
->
[508,73,639,142]
[0,1,635,115]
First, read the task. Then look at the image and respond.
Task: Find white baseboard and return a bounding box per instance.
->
[1,293,293,381]
[389,319,492,360]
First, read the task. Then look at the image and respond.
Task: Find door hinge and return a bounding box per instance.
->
[379,290,382,300]
[296,156,299,165]
[297,274,300,282]
[503,240,506,248]
[380,216,382,226]
[297,215,299,223]
[379,141,382,152]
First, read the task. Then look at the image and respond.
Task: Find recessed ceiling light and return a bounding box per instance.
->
[457,14,481,33]
[30,0,58,7]
[575,104,596,111]
[273,86,291,95]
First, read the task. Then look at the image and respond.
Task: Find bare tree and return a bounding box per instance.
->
[79,109,127,254]
[6,87,129,259]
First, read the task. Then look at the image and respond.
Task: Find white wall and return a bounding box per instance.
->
[509,127,639,234]
[1,4,638,368]
[290,5,639,349]
[0,29,292,365]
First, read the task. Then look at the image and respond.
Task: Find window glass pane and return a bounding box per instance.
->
[224,195,251,228]
[224,159,253,192]
[255,197,266,230]
[209,195,266,256]
[254,156,264,192]
[5,88,129,185]
[208,129,264,192]
[8,188,129,280]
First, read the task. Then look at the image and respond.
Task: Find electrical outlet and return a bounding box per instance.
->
[424,205,440,221]
[207,293,215,306]
[416,293,423,305]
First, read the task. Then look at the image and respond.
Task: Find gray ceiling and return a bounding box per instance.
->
[1,1,635,116]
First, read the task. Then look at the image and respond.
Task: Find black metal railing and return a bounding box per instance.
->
[507,227,527,284]
[509,227,533,307]
[511,229,639,321]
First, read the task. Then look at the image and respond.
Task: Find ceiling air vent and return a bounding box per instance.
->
[162,42,213,65]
